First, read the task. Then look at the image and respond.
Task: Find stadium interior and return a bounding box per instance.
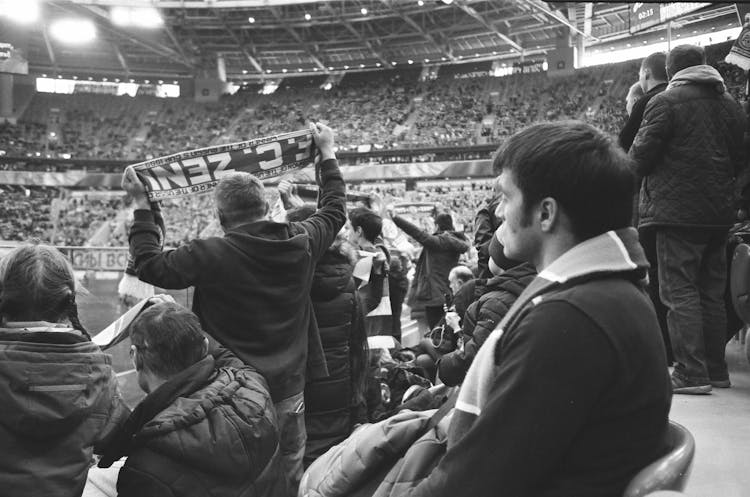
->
[1,2,750,496]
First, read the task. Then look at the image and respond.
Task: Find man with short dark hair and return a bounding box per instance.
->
[121,123,346,494]
[407,121,671,497]
[97,302,285,497]
[619,52,668,152]
[630,44,747,394]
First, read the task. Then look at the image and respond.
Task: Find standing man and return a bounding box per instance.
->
[620,52,672,363]
[121,123,346,494]
[473,179,504,278]
[630,45,747,394]
[389,212,470,329]
[405,121,671,497]
[619,52,669,152]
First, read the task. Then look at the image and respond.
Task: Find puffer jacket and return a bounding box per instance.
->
[98,357,286,497]
[630,64,747,228]
[393,216,470,308]
[438,263,536,386]
[473,195,501,279]
[304,245,361,466]
[0,326,127,497]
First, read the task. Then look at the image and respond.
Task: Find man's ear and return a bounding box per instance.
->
[538,197,560,233]
[130,344,142,371]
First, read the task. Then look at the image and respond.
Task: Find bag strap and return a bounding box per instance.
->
[426,387,458,431]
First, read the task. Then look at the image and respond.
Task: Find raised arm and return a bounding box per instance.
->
[122,167,206,289]
[292,123,347,261]
[392,215,469,253]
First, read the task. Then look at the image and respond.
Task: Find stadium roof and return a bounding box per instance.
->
[8,1,741,81]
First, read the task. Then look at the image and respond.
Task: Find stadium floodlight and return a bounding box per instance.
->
[266,69,272,73]
[361,8,368,15]
[417,0,424,6]
[111,6,163,28]
[359,63,364,68]
[424,58,429,62]
[441,0,453,4]
[407,59,413,64]
[0,0,40,24]
[344,65,349,69]
[328,66,334,70]
[376,62,381,67]
[50,18,97,44]
[242,69,248,74]
[248,16,255,23]
[282,68,288,73]
[304,13,311,21]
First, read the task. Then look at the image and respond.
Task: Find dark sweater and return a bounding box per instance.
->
[410,228,672,497]
[618,82,667,152]
[129,159,347,402]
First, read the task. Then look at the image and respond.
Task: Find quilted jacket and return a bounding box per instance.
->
[437,263,536,386]
[629,64,746,228]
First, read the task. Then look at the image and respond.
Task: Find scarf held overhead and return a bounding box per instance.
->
[131,129,319,201]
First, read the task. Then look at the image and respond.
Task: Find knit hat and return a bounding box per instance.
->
[488,230,522,275]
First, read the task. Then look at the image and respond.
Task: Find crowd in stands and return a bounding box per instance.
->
[0,40,742,165]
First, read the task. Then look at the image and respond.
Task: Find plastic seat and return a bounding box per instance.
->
[622,421,695,497]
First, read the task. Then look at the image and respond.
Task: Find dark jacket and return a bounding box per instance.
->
[393,216,470,308]
[438,263,536,386]
[618,82,667,152]
[0,327,127,497]
[630,65,747,229]
[99,357,286,497]
[409,228,672,497]
[129,159,347,402]
[473,195,501,278]
[304,245,362,465]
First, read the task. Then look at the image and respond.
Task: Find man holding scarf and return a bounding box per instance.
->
[121,123,346,495]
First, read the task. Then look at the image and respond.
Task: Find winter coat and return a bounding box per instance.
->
[304,245,361,465]
[0,326,127,497]
[473,195,501,279]
[438,263,536,386]
[98,356,286,497]
[630,65,746,229]
[129,158,346,402]
[393,216,470,308]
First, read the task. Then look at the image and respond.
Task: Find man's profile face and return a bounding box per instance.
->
[449,274,462,295]
[495,170,538,264]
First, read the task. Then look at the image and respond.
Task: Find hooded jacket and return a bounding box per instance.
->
[473,195,501,279]
[129,159,346,402]
[437,263,536,386]
[304,244,362,465]
[392,216,470,308]
[0,326,126,497]
[99,357,286,497]
[629,65,746,228]
[408,229,672,497]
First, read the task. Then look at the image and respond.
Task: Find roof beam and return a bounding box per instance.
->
[211,9,265,76]
[455,1,523,53]
[111,42,131,77]
[41,26,59,73]
[339,19,392,67]
[379,0,455,61]
[269,8,328,71]
[515,0,600,42]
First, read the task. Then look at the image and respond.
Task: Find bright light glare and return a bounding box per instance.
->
[361,8,368,15]
[50,19,97,44]
[0,0,40,24]
[248,16,255,23]
[111,7,163,28]
[304,13,311,21]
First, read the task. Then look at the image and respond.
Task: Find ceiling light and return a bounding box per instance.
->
[42,73,47,78]
[392,61,397,65]
[50,18,97,44]
[360,63,365,68]
[376,62,382,67]
[298,68,303,72]
[115,78,120,82]
[304,13,311,21]
[242,69,248,74]
[88,76,93,81]
[282,68,288,73]
[407,59,413,64]
[328,66,334,70]
[441,57,447,61]
[441,0,454,4]
[57,75,63,79]
[248,16,255,24]
[0,0,40,24]
[73,75,78,80]
[102,77,107,82]
[344,65,349,69]
[266,69,272,73]
[144,79,150,84]
[130,79,136,83]
[158,80,163,84]
[418,0,424,5]
[361,8,368,15]
[313,67,318,71]
[424,58,429,62]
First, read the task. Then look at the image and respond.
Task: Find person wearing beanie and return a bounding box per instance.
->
[387,210,470,329]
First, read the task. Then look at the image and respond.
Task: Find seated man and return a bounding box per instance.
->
[407,121,671,497]
[96,302,285,497]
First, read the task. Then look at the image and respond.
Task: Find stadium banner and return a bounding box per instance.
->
[131,129,318,201]
[57,246,130,272]
[726,24,750,71]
